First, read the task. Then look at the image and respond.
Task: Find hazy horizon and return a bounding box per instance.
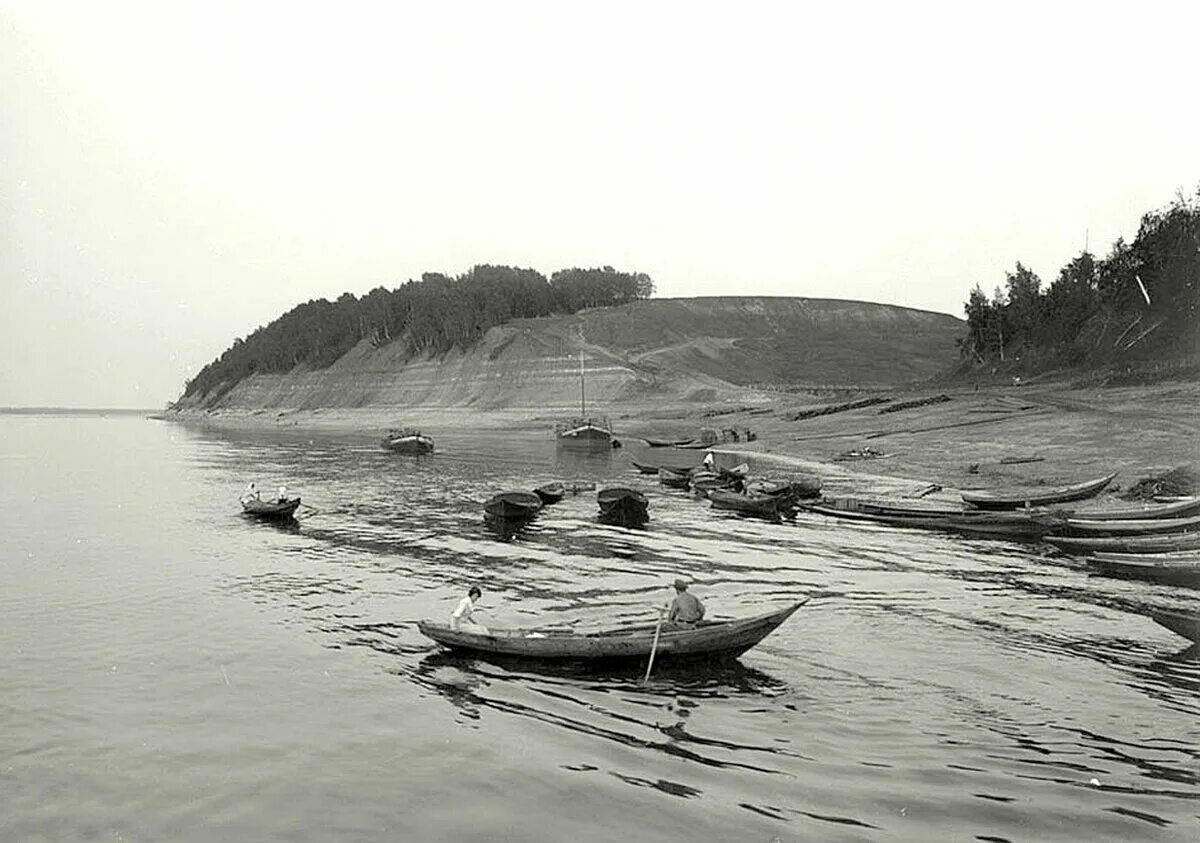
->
[4,1,1197,407]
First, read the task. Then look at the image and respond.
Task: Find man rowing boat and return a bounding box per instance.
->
[666,578,705,627]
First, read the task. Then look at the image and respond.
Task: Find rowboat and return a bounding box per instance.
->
[658,466,693,489]
[745,477,823,501]
[708,490,790,519]
[417,600,807,662]
[1087,553,1200,588]
[597,487,650,527]
[534,483,566,505]
[962,472,1117,510]
[802,502,1063,540]
[1055,513,1200,537]
[630,460,661,475]
[642,437,695,448]
[1045,531,1200,555]
[1149,609,1200,644]
[815,495,965,518]
[484,491,543,520]
[381,429,434,454]
[242,497,301,520]
[1060,496,1200,521]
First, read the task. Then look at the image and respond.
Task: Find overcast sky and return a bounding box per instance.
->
[2,1,1197,407]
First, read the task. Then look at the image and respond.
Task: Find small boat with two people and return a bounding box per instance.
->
[418,600,808,664]
[240,482,302,521]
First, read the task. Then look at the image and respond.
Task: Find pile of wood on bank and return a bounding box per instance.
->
[788,396,890,421]
[878,394,951,414]
[1122,465,1200,501]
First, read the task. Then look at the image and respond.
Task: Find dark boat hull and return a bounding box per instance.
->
[962,472,1117,510]
[381,435,434,454]
[708,490,786,518]
[1046,532,1200,554]
[242,497,302,519]
[1150,609,1200,644]
[1088,554,1200,588]
[597,487,650,527]
[417,601,807,662]
[534,483,566,505]
[484,492,543,520]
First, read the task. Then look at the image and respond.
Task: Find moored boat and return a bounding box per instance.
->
[534,483,566,505]
[658,466,693,489]
[1055,513,1200,537]
[1045,531,1200,555]
[1059,496,1200,521]
[962,472,1117,510]
[242,496,302,520]
[1149,608,1200,644]
[484,491,543,520]
[802,502,1064,540]
[1087,553,1200,588]
[597,487,650,527]
[556,348,614,450]
[630,460,661,475]
[381,428,434,454]
[708,489,789,519]
[417,600,808,662]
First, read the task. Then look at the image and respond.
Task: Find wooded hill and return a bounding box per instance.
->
[957,188,1199,379]
[175,295,964,412]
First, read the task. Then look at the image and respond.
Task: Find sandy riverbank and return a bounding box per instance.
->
[162,379,1200,501]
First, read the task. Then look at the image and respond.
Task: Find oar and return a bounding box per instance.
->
[642,606,666,684]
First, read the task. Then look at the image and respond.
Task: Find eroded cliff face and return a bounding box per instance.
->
[174,297,963,412]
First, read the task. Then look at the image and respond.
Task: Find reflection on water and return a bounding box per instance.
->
[5,416,1200,843]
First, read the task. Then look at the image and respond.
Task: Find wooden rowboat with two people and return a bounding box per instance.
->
[417,600,808,663]
[242,496,302,520]
[962,472,1117,510]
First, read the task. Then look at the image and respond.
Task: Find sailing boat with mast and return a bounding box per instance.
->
[555,346,614,450]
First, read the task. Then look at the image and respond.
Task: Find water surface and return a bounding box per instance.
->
[3,415,1198,841]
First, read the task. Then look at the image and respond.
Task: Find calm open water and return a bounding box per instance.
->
[3,413,1199,842]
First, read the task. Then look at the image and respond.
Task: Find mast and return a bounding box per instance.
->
[579,347,586,418]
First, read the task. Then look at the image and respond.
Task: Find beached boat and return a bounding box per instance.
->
[380,428,434,454]
[1149,609,1200,644]
[1056,513,1200,537]
[642,437,695,448]
[745,477,823,501]
[242,497,302,520]
[630,460,661,475]
[1087,553,1200,588]
[816,495,964,518]
[534,483,566,505]
[484,491,543,520]
[962,472,1117,510]
[708,490,789,519]
[1045,531,1200,555]
[658,466,693,489]
[802,502,1063,540]
[597,487,649,527]
[417,600,807,662]
[1060,496,1200,521]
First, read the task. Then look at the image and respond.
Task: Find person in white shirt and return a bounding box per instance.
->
[450,586,489,635]
[277,485,289,502]
[240,482,260,504]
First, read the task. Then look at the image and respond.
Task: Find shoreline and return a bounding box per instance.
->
[160,379,1200,503]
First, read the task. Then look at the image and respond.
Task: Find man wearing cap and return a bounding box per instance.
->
[667,578,705,626]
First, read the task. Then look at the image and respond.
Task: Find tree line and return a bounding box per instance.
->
[182,265,654,401]
[960,188,1199,370]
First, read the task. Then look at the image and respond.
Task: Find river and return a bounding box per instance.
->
[2,412,1198,841]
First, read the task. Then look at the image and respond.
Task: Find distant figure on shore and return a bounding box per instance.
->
[240,482,260,504]
[450,586,488,635]
[667,578,705,626]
